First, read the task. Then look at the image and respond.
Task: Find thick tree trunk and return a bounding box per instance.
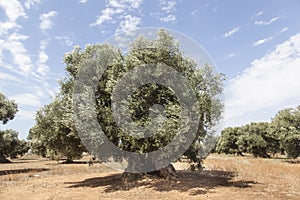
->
[148,164,178,180]
[122,163,178,182]
[0,154,11,163]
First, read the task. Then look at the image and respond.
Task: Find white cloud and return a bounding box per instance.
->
[24,0,41,9]
[91,0,143,34]
[0,72,24,84]
[162,1,176,13]
[225,33,300,127]
[91,7,122,26]
[1,33,33,74]
[252,36,272,47]
[79,0,88,3]
[280,27,288,33]
[0,0,27,33]
[251,11,263,20]
[116,15,141,34]
[0,0,26,22]
[160,14,176,22]
[254,17,279,25]
[39,11,57,33]
[55,35,74,46]
[190,9,199,16]
[158,0,177,22]
[11,93,43,107]
[228,53,236,58]
[15,109,35,120]
[36,40,49,76]
[223,27,240,38]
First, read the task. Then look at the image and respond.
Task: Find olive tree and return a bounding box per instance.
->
[0,92,25,163]
[69,29,224,178]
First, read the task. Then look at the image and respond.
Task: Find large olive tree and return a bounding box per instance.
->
[29,29,224,178]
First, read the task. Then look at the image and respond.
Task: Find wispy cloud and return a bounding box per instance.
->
[228,53,236,58]
[55,35,74,46]
[212,5,218,13]
[250,11,263,20]
[36,40,49,76]
[0,0,27,33]
[225,33,300,127]
[24,0,41,9]
[160,14,176,22]
[162,1,177,13]
[79,0,88,3]
[222,27,240,38]
[91,0,143,26]
[190,9,199,16]
[91,0,143,34]
[0,0,26,22]
[15,109,35,120]
[252,36,272,47]
[116,15,141,34]
[0,72,24,84]
[91,7,122,26]
[1,33,34,74]
[280,27,288,33]
[39,11,58,33]
[254,17,279,25]
[158,0,177,22]
[11,93,43,107]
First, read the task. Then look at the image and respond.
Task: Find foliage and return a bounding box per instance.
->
[0,92,18,124]
[0,92,26,162]
[29,29,224,169]
[216,106,300,158]
[215,127,243,155]
[270,106,300,158]
[0,129,29,159]
[28,90,86,161]
[71,29,224,171]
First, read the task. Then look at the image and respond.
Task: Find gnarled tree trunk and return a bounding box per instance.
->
[122,163,178,182]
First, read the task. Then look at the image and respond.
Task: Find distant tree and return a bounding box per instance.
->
[215,127,244,155]
[0,92,18,124]
[236,122,271,158]
[216,122,279,158]
[0,92,20,163]
[271,106,300,158]
[217,105,300,159]
[0,129,29,162]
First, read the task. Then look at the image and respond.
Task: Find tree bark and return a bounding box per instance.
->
[122,163,178,182]
[148,163,178,180]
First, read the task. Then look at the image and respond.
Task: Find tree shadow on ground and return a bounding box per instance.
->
[60,161,102,165]
[65,170,257,196]
[284,159,300,164]
[0,168,50,176]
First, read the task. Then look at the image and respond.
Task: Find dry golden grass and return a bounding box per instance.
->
[204,154,300,198]
[0,154,299,199]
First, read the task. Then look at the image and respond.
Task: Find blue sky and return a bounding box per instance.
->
[0,0,300,139]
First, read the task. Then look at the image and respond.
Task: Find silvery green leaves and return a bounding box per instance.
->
[0,92,18,125]
[73,28,224,172]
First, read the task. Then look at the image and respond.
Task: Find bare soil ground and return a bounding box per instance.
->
[0,154,299,200]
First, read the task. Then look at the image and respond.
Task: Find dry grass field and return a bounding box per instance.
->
[0,154,299,200]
